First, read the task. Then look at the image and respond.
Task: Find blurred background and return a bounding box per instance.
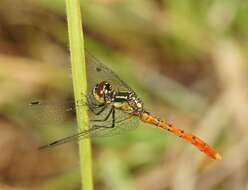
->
[0,0,247,189]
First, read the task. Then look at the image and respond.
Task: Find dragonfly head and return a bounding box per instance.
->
[93,81,113,104]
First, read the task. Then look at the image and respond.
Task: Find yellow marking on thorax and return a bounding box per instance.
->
[113,102,132,112]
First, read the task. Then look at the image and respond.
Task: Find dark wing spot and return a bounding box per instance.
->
[30,101,40,105]
[96,67,101,72]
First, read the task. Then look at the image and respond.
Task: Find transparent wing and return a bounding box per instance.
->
[86,51,132,92]
[29,99,140,148]
[38,112,140,149]
[27,100,82,124]
[28,99,132,126]
[29,51,141,148]
[28,51,138,124]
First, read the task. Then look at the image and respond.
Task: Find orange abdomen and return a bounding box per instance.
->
[140,112,222,160]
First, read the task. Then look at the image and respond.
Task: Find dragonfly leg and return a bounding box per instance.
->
[76,93,107,115]
[84,92,107,114]
[88,103,106,115]
[92,108,116,128]
[91,107,113,122]
[111,108,116,128]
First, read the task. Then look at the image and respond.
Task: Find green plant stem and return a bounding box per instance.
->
[65,0,93,190]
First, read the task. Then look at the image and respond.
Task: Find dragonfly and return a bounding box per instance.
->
[30,52,222,160]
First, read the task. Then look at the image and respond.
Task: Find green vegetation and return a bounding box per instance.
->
[66,0,93,190]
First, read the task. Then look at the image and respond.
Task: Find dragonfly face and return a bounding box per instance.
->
[92,81,144,114]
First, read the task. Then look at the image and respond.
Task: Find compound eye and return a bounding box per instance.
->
[94,83,104,97]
